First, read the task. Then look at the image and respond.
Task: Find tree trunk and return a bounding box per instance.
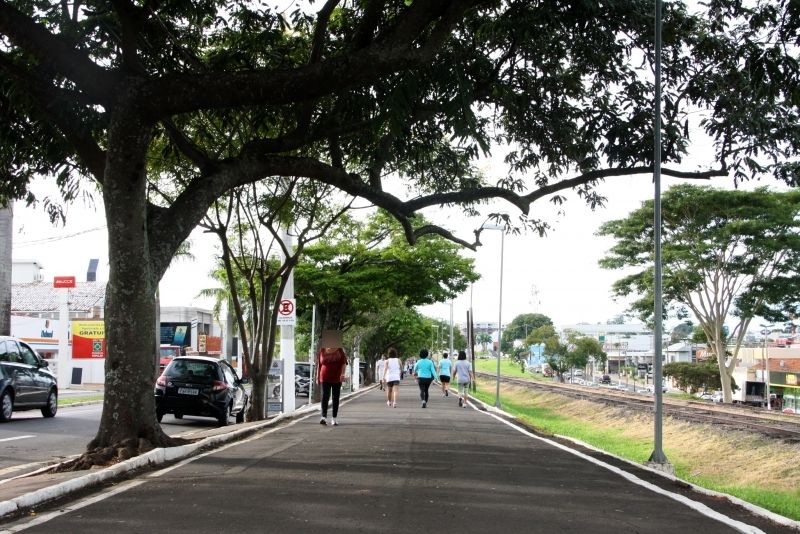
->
[251,372,267,420]
[80,114,178,466]
[0,203,12,336]
[714,339,733,403]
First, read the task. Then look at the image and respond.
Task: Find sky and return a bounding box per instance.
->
[12,172,784,332]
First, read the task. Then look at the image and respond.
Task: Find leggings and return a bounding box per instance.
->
[321,382,342,418]
[417,377,433,402]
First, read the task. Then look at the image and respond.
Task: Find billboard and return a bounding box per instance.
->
[160,322,192,347]
[72,320,106,359]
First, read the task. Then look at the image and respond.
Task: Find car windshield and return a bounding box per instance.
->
[165,360,218,381]
[296,365,310,377]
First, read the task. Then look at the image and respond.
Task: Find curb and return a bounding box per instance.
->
[0,386,373,520]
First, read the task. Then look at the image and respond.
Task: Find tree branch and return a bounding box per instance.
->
[0,0,117,103]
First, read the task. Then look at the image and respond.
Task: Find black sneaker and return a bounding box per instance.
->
[422,401,427,408]
[445,390,449,397]
[458,398,463,407]
[320,417,327,425]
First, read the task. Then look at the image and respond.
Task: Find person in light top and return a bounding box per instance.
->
[376,354,387,391]
[383,347,402,408]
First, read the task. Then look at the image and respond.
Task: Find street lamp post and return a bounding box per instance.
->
[481,223,505,409]
[761,324,772,409]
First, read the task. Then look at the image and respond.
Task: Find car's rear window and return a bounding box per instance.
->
[165,360,219,380]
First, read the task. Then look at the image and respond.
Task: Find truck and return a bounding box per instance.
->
[732,367,766,406]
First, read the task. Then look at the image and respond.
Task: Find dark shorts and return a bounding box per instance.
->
[439,375,451,383]
[387,380,400,387]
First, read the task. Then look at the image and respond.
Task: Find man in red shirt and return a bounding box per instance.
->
[318,346,348,426]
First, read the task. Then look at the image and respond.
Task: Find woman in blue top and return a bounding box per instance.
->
[412,348,437,408]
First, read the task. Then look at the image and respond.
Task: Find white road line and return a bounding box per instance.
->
[0,479,148,534]
[480,408,765,534]
[0,436,34,444]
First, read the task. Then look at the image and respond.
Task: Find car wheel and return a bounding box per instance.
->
[217,404,230,427]
[174,412,183,419]
[41,389,58,418]
[156,409,165,422]
[0,389,13,422]
[235,407,245,424]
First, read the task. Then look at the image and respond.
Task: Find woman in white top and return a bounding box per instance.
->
[376,354,387,391]
[383,347,402,407]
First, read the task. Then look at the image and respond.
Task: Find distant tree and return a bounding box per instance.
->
[599,186,800,403]
[501,313,553,352]
[476,332,492,353]
[669,321,694,345]
[663,362,733,394]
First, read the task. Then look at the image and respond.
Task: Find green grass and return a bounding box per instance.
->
[470,382,800,521]
[474,357,530,378]
[59,394,104,406]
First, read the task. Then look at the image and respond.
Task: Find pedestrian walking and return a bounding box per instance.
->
[376,354,387,391]
[413,348,437,408]
[454,350,474,408]
[318,346,348,426]
[383,348,402,407]
[438,352,452,397]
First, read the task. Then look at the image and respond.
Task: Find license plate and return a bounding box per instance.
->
[178,387,199,395]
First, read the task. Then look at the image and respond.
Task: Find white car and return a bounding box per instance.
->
[646,383,668,394]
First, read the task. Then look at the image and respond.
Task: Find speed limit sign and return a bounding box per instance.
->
[276,298,296,326]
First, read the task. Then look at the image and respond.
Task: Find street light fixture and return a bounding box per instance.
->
[481,222,505,409]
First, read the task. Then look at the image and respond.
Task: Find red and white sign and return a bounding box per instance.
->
[53,276,76,288]
[276,298,296,326]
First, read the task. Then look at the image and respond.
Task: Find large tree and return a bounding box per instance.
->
[598,185,800,402]
[1,0,798,463]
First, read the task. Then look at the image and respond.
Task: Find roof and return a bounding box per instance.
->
[667,342,691,351]
[11,281,106,313]
[751,358,800,373]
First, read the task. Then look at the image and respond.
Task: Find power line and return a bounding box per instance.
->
[12,226,107,248]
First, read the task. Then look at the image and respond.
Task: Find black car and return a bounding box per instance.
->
[155,356,249,426]
[0,336,58,422]
[600,374,612,384]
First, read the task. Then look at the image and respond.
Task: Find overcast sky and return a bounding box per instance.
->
[13,171,785,331]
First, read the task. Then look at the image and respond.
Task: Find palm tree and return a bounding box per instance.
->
[0,202,12,335]
[477,332,492,353]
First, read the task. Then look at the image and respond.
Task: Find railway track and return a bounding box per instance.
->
[475,372,800,442]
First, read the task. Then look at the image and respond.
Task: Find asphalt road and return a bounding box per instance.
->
[0,396,310,477]
[1,381,789,533]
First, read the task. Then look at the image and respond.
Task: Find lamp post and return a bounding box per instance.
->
[761,324,772,409]
[481,223,505,408]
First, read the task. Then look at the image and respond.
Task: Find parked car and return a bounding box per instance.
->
[155,356,249,426]
[295,362,311,396]
[646,382,669,394]
[158,344,185,371]
[600,374,612,384]
[0,336,58,422]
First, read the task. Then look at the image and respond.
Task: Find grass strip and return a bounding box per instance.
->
[59,395,104,406]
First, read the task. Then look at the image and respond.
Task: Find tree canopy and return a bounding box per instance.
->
[2,0,798,462]
[500,312,552,352]
[294,210,479,332]
[598,185,800,402]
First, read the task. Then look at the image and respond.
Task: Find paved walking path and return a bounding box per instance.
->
[1,380,796,533]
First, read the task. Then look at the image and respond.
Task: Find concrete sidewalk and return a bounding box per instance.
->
[1,380,798,533]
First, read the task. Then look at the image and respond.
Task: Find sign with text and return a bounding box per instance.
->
[72,320,106,359]
[54,276,76,288]
[276,299,296,326]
